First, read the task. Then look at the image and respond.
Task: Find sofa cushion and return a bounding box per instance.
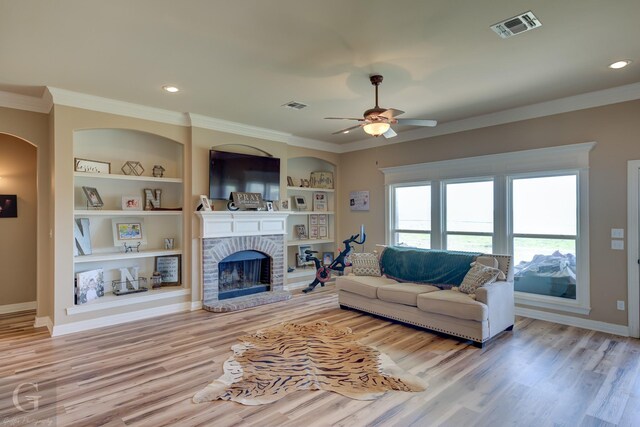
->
[377,283,440,306]
[458,262,503,294]
[336,275,398,299]
[350,252,381,276]
[417,290,488,321]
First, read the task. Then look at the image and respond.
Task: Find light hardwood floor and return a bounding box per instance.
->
[2,286,640,427]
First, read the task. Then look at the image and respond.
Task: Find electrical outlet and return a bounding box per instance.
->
[617,300,625,311]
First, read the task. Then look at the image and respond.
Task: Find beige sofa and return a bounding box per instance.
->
[336,253,514,347]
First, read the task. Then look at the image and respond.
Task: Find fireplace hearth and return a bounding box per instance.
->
[218,250,270,300]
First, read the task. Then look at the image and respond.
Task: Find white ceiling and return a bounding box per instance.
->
[1,0,639,145]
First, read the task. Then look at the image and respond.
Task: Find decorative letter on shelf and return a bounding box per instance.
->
[144,189,162,210]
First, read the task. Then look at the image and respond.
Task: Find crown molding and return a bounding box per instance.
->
[0,90,52,113]
[341,81,640,153]
[189,113,341,153]
[46,87,190,126]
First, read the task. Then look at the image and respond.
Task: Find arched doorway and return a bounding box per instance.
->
[0,134,37,314]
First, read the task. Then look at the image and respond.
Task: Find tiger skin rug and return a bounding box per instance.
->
[192,320,426,405]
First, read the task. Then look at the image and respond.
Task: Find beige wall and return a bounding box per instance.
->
[0,107,51,317]
[0,134,37,306]
[338,99,640,326]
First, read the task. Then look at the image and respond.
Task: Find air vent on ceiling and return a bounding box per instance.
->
[490,11,541,39]
[282,101,308,110]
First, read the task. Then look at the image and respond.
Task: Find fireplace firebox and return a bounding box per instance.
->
[218,250,270,300]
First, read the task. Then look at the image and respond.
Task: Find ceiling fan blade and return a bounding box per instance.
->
[379,108,405,119]
[395,119,438,127]
[325,117,365,121]
[331,124,363,135]
[382,127,397,139]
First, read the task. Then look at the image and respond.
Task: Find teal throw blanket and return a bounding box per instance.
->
[380,247,481,286]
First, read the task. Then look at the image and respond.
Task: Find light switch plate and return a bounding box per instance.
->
[612,240,625,250]
[611,228,624,239]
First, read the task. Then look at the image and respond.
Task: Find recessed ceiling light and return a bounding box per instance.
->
[162,85,180,93]
[609,60,631,69]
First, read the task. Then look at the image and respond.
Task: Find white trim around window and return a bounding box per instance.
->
[382,142,595,315]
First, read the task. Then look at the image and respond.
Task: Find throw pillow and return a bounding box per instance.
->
[350,252,381,277]
[476,256,506,280]
[458,262,502,294]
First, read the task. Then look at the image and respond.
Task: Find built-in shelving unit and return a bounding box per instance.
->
[72,129,185,311]
[285,157,336,289]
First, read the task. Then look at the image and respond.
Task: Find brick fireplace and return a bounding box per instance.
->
[197,211,291,312]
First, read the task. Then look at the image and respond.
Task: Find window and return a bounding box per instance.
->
[510,174,577,300]
[390,184,431,248]
[382,142,593,314]
[444,180,493,253]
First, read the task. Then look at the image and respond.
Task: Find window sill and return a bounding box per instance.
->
[515,291,591,315]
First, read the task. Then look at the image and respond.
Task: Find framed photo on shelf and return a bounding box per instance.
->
[313,192,327,211]
[276,199,290,211]
[75,268,105,305]
[318,214,327,226]
[112,217,146,246]
[322,252,334,266]
[82,186,104,208]
[155,254,181,286]
[74,158,111,174]
[309,225,319,239]
[293,195,307,210]
[122,196,142,211]
[198,195,212,211]
[309,214,318,225]
[294,224,308,239]
[319,225,328,239]
[297,244,313,267]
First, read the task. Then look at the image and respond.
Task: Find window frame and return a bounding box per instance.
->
[388,181,432,249]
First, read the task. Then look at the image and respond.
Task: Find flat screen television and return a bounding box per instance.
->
[209,150,281,201]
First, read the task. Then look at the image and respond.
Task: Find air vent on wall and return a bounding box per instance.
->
[490,11,541,39]
[282,101,308,110]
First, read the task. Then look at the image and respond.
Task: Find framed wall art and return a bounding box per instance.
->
[313,192,327,211]
[310,171,333,189]
[293,195,307,210]
[0,195,18,218]
[349,190,370,211]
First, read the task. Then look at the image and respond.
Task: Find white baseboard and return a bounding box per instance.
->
[0,301,36,314]
[515,307,629,337]
[191,301,202,310]
[34,316,53,335]
[51,302,192,337]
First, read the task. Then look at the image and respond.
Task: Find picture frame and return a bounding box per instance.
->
[310,171,334,189]
[155,254,181,286]
[122,196,142,211]
[293,195,307,210]
[74,158,111,174]
[0,195,18,218]
[319,225,328,239]
[295,224,308,239]
[313,192,327,211]
[318,214,327,226]
[231,192,264,210]
[199,194,212,211]
[309,214,318,226]
[322,252,334,266]
[350,190,370,211]
[111,217,146,246]
[82,186,104,208]
[277,199,290,211]
[309,225,319,239]
[75,268,105,305]
[266,201,274,211]
[287,176,294,186]
[297,244,313,267]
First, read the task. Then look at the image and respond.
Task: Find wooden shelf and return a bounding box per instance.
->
[66,286,189,315]
[74,209,182,216]
[74,249,182,263]
[287,239,334,246]
[74,171,183,183]
[288,211,335,216]
[286,186,334,193]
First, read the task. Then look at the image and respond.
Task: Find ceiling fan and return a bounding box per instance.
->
[326,75,437,138]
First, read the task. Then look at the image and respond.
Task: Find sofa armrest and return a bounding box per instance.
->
[475,281,515,337]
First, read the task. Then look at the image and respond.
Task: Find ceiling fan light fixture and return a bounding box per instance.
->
[363,122,390,136]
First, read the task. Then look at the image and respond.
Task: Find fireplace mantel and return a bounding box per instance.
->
[196,211,289,239]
